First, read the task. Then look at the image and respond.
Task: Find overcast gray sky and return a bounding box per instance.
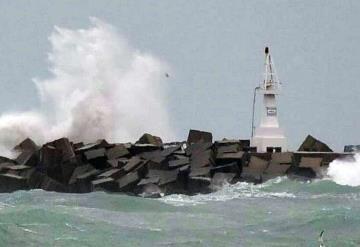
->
[0,0,359,151]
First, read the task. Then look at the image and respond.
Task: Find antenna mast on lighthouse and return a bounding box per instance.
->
[251,47,287,153]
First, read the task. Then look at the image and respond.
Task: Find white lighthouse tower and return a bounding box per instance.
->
[251,47,287,152]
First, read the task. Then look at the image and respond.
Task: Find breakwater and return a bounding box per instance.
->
[0,130,355,197]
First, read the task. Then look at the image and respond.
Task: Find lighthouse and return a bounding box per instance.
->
[251,47,287,153]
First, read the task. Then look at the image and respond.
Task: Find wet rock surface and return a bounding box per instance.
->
[0,132,354,196]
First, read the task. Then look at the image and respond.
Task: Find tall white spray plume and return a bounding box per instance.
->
[0,18,175,157]
[327,153,360,187]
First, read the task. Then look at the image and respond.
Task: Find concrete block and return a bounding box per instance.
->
[161,145,181,157]
[0,156,16,164]
[217,144,239,154]
[190,149,214,168]
[49,138,75,161]
[16,150,38,167]
[84,148,106,160]
[138,176,160,186]
[76,168,100,181]
[189,167,211,178]
[2,164,31,171]
[186,142,212,156]
[123,156,144,173]
[40,176,68,192]
[271,152,293,164]
[77,169,100,180]
[136,133,163,146]
[91,177,118,191]
[299,157,323,174]
[264,161,291,175]
[298,135,333,152]
[344,145,360,152]
[107,158,128,168]
[75,139,112,153]
[59,158,80,184]
[130,144,160,154]
[216,151,244,160]
[250,153,272,161]
[241,156,268,182]
[117,172,140,191]
[13,138,38,152]
[262,161,291,181]
[210,162,240,175]
[0,162,13,172]
[0,174,28,192]
[39,145,59,169]
[139,150,166,164]
[27,171,47,189]
[187,129,213,144]
[247,156,268,171]
[98,168,123,180]
[84,148,108,169]
[68,164,94,184]
[169,157,190,168]
[299,157,322,168]
[106,144,129,160]
[147,169,179,186]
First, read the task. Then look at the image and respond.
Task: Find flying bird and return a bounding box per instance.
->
[319,230,325,247]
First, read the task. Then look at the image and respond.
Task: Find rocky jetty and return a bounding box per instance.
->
[0,130,354,197]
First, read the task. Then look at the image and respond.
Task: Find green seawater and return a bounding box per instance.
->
[0,178,359,246]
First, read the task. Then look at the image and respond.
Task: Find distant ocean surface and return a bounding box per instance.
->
[0,177,360,246]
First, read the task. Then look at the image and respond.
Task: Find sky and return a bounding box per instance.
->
[0,0,359,151]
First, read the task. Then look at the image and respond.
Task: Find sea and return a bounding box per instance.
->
[1,156,360,246]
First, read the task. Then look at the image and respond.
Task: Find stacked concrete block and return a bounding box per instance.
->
[0,129,352,197]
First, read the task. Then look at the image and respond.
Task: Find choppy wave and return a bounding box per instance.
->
[161,176,360,206]
[160,177,296,206]
[1,177,360,246]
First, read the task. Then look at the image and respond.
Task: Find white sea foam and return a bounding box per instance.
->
[0,18,175,156]
[328,153,360,187]
[160,177,295,206]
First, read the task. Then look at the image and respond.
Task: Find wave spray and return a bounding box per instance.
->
[0,18,175,156]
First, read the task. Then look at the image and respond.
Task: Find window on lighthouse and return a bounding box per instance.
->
[266,107,277,116]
